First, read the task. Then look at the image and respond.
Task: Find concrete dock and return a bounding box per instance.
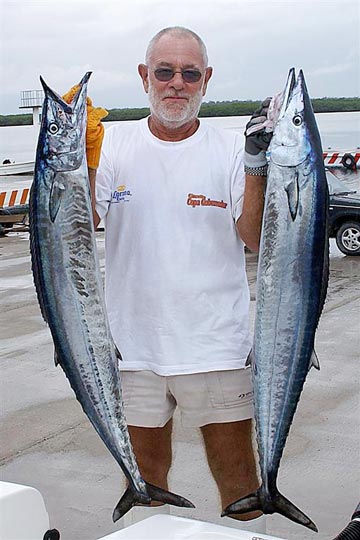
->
[0,230,359,540]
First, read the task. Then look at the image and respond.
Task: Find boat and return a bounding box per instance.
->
[0,160,35,176]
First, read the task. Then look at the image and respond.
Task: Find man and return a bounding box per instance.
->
[79,27,270,532]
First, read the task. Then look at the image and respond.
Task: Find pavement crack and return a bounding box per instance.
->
[323,292,360,314]
[0,419,86,466]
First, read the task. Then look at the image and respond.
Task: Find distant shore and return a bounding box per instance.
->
[1,97,359,126]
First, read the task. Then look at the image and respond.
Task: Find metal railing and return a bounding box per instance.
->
[19,90,44,109]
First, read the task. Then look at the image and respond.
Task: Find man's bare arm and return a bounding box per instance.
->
[88,168,101,229]
[236,174,266,253]
[238,96,277,252]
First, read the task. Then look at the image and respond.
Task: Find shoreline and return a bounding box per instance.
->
[1,98,359,127]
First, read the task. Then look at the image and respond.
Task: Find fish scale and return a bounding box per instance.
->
[29,72,194,522]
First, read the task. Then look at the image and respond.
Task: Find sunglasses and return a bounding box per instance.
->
[153,68,202,83]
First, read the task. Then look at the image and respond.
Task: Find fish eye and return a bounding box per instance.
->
[48,123,59,134]
[292,115,302,127]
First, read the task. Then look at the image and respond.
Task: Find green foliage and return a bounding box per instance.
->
[0,114,32,126]
[199,101,263,117]
[199,98,360,116]
[311,97,360,113]
[105,107,150,121]
[1,98,359,126]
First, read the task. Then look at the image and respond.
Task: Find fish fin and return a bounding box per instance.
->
[114,344,122,361]
[112,483,194,522]
[54,348,59,366]
[49,179,66,223]
[245,349,253,367]
[285,173,299,221]
[309,350,320,371]
[223,486,317,532]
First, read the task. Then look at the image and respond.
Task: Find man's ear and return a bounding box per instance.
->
[202,66,213,97]
[138,64,149,93]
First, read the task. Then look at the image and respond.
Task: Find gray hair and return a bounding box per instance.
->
[145,26,208,67]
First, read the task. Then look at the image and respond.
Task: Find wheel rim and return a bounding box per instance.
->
[341,227,360,251]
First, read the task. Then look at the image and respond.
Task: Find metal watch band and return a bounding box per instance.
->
[244,164,268,176]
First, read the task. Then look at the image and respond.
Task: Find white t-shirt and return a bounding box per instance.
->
[96,117,251,375]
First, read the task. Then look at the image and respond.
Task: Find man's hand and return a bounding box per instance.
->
[238,93,282,251]
[62,85,108,169]
[244,92,282,175]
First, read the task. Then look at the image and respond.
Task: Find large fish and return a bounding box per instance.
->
[29,72,194,521]
[223,69,329,532]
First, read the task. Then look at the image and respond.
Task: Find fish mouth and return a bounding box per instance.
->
[277,67,296,121]
[40,72,92,112]
[71,72,92,105]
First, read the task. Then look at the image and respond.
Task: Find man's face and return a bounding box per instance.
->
[139,34,212,129]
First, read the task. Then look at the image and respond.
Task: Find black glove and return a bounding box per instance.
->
[244,98,273,174]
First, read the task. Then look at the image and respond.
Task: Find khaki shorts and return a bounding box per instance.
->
[120,368,254,428]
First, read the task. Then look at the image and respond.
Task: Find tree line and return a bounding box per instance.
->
[1,97,359,126]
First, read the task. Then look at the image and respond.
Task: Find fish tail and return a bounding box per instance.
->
[221,489,262,517]
[112,482,194,522]
[222,486,318,532]
[112,486,150,522]
[146,482,195,509]
[273,490,318,532]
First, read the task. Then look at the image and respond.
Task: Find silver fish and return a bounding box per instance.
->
[29,72,194,521]
[223,69,329,532]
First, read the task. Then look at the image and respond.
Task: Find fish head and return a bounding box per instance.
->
[269,69,315,168]
[39,72,91,172]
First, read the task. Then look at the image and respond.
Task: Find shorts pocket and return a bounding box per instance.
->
[119,370,136,406]
[205,369,253,409]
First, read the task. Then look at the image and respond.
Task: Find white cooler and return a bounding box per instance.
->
[98,515,285,540]
[0,481,286,540]
[0,481,50,540]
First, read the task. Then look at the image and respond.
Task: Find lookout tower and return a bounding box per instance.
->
[19,90,44,126]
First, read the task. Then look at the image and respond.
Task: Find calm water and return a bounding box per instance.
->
[0,112,359,164]
[1,112,359,194]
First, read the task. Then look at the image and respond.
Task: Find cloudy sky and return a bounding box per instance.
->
[1,0,359,115]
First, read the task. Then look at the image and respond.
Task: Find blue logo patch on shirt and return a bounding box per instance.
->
[111,185,132,203]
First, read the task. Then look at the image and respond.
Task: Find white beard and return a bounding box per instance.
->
[148,80,203,130]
